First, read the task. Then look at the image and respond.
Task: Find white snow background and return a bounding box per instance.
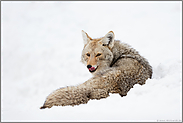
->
[1,1,182,122]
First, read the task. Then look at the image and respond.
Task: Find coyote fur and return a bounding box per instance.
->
[40,31,152,109]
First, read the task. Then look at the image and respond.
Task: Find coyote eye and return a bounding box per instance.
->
[86,53,90,57]
[96,53,101,57]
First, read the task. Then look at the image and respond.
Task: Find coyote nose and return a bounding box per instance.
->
[87,65,92,68]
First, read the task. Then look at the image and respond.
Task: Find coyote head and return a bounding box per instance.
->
[81,30,115,75]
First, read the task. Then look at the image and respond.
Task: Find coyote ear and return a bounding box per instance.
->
[82,30,92,45]
[101,31,115,48]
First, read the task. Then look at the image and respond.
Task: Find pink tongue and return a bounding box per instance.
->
[89,67,95,71]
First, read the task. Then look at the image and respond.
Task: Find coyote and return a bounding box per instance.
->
[40,31,152,109]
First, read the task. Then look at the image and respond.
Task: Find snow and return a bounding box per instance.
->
[1,1,182,122]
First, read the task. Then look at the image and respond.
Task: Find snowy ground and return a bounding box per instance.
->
[1,1,182,122]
